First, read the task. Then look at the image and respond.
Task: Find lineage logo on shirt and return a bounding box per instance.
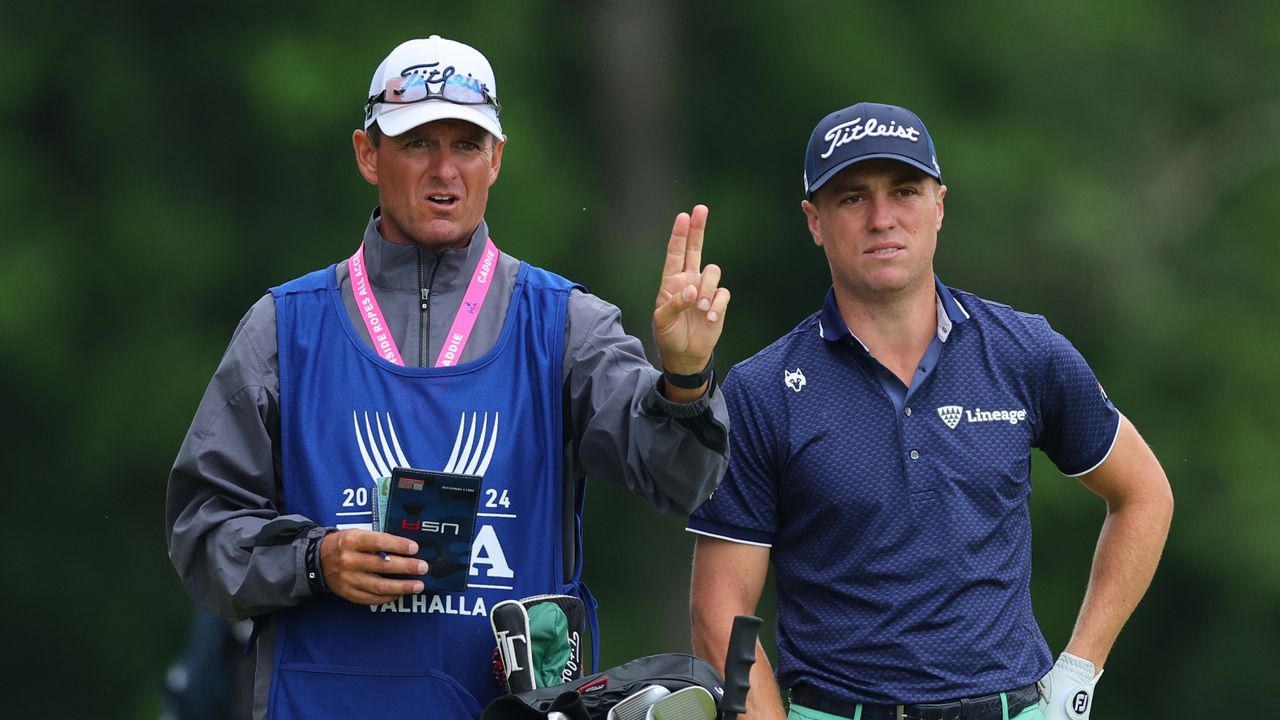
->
[936,405,1027,429]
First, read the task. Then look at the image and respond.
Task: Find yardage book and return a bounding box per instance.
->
[381,467,482,592]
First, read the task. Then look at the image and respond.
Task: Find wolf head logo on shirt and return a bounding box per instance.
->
[784,368,807,393]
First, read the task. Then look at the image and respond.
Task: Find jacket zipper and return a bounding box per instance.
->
[418,247,442,368]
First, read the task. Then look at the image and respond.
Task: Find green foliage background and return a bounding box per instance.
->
[4,1,1277,716]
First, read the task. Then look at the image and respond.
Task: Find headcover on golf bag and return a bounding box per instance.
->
[491,595,588,693]
[480,652,725,720]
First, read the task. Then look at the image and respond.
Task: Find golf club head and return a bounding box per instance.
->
[607,685,671,720]
[644,686,717,720]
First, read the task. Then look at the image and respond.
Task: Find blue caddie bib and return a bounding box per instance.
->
[269,260,579,719]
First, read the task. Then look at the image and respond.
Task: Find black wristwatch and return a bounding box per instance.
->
[662,354,715,390]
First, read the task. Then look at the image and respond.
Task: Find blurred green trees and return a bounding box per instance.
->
[3,1,1277,716]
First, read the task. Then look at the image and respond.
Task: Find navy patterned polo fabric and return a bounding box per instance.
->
[687,277,1119,705]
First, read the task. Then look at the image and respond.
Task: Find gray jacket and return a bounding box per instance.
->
[165,212,728,718]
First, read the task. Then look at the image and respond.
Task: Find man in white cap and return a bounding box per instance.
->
[167,36,731,719]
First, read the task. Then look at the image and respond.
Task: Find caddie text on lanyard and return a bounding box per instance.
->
[347,238,500,367]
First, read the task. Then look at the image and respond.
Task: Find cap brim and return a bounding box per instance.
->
[808,153,940,197]
[372,101,505,141]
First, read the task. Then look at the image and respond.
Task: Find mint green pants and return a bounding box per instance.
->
[790,697,1044,720]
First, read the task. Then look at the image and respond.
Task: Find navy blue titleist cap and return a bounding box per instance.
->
[803,102,941,199]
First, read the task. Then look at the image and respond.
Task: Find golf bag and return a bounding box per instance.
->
[482,615,762,720]
[480,652,724,720]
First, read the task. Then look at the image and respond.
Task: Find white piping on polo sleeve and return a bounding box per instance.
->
[1063,414,1123,478]
[685,527,773,548]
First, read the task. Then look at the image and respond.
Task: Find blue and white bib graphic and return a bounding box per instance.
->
[347,410,501,531]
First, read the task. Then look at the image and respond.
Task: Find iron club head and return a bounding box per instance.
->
[607,685,671,720]
[645,686,717,720]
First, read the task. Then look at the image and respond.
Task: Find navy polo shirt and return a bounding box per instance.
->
[687,278,1119,705]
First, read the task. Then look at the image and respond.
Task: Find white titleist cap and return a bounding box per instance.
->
[364,35,503,140]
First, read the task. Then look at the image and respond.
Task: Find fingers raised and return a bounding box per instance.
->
[663,205,710,277]
[683,205,709,273]
[663,211,692,277]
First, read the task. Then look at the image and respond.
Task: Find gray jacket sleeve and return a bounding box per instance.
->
[565,290,729,515]
[165,294,324,621]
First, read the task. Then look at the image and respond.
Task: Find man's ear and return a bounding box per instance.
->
[488,136,505,187]
[934,183,947,231]
[353,129,378,186]
[802,199,823,247]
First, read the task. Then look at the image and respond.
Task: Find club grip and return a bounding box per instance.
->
[719,614,763,716]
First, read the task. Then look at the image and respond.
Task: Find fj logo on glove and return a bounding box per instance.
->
[1072,690,1090,714]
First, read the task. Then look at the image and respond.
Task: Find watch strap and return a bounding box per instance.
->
[663,354,715,389]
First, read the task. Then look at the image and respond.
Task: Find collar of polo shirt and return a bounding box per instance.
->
[817,275,971,350]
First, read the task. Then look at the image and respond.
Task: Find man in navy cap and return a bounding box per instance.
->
[687,103,1173,720]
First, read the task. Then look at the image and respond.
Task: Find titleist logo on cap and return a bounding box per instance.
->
[821,117,922,159]
[398,62,492,95]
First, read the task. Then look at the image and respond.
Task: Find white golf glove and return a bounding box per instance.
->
[1038,652,1102,720]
